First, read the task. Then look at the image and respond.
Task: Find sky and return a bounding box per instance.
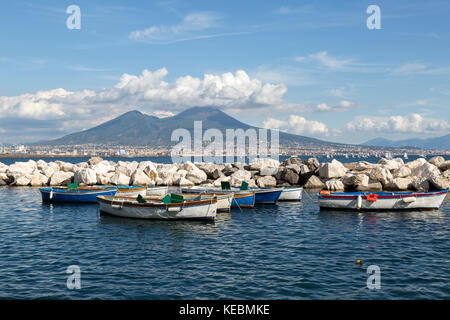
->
[0,0,449,144]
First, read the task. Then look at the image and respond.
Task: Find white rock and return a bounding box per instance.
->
[15,175,31,186]
[260,167,279,176]
[325,179,345,191]
[110,172,131,186]
[97,172,115,185]
[378,158,403,171]
[30,173,49,186]
[411,162,440,180]
[257,175,277,187]
[406,158,427,170]
[230,170,252,187]
[410,177,429,191]
[250,158,280,169]
[392,166,412,178]
[438,160,450,171]
[428,174,449,190]
[50,171,74,186]
[343,174,369,188]
[386,178,412,191]
[319,159,347,179]
[213,176,230,187]
[429,156,445,166]
[131,170,154,186]
[185,169,207,184]
[369,167,393,186]
[177,177,194,186]
[303,175,324,189]
[74,168,98,185]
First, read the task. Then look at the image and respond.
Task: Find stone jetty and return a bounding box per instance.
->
[0,156,449,191]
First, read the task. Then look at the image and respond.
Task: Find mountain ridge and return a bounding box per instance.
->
[36,107,345,147]
[362,134,450,150]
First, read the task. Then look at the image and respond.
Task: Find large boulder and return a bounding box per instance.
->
[88,157,104,166]
[343,174,369,189]
[97,172,115,185]
[392,166,412,178]
[406,158,427,170]
[91,161,114,176]
[378,158,403,171]
[57,161,74,173]
[15,175,31,186]
[385,178,412,191]
[177,177,195,186]
[50,171,74,186]
[410,177,430,192]
[282,157,302,166]
[438,161,450,171]
[213,176,230,188]
[411,162,440,180]
[428,174,449,190]
[304,158,320,172]
[325,179,345,191]
[303,175,324,189]
[319,159,347,179]
[257,175,277,187]
[110,172,131,186]
[30,173,49,186]
[6,161,36,180]
[230,170,251,187]
[131,170,154,186]
[369,167,393,186]
[250,158,280,170]
[260,167,279,176]
[283,169,299,185]
[74,168,98,185]
[185,169,207,184]
[429,156,445,167]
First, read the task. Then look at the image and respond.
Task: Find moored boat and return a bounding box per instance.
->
[97,195,217,220]
[176,193,233,213]
[249,187,283,204]
[40,186,117,203]
[318,189,449,211]
[97,185,147,197]
[278,187,303,201]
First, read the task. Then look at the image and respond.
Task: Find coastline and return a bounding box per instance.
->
[1,156,449,192]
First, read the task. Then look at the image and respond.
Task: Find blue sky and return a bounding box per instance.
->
[0,0,449,144]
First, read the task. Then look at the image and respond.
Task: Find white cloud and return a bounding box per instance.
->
[0,68,289,140]
[151,110,175,118]
[390,62,450,75]
[314,100,356,112]
[129,12,241,44]
[263,115,329,136]
[295,51,354,70]
[347,113,450,134]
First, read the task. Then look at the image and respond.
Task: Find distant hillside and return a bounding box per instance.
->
[36,106,346,148]
[363,134,450,150]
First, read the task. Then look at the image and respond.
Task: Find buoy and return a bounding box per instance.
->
[356,260,363,264]
[356,195,362,210]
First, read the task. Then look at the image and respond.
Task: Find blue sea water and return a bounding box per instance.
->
[0,155,449,299]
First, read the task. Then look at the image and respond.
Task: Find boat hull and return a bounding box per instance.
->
[97,185,147,197]
[146,186,169,197]
[318,189,449,210]
[178,193,233,213]
[278,187,303,201]
[181,187,255,208]
[97,196,217,220]
[40,187,117,203]
[252,188,283,204]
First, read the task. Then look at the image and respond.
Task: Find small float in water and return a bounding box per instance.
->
[97,194,217,221]
[318,189,449,211]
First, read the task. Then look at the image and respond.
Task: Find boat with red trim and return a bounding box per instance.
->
[318,188,449,210]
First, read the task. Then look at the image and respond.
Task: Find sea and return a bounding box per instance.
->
[0,155,449,299]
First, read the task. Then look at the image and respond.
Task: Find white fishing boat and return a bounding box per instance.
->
[146,186,169,197]
[97,195,217,220]
[403,152,408,160]
[278,187,303,201]
[318,189,449,210]
[175,193,233,213]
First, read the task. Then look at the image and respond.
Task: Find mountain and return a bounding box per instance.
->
[363,134,450,150]
[37,107,345,147]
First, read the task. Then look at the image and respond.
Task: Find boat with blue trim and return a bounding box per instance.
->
[318,188,449,210]
[181,187,256,208]
[40,186,117,203]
